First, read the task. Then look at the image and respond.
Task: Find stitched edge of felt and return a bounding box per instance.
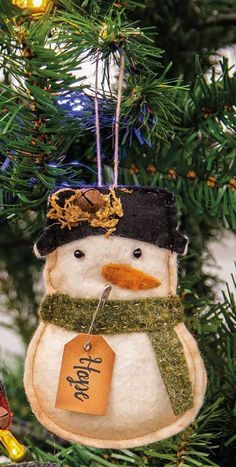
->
[24,321,207,449]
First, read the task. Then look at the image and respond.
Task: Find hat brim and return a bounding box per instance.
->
[34,186,188,257]
[34,222,188,257]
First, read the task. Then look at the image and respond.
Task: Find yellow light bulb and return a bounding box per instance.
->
[12,0,49,10]
[33,0,44,6]
[0,429,27,462]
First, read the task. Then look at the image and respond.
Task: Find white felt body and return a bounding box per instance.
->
[25,236,207,448]
[24,322,207,448]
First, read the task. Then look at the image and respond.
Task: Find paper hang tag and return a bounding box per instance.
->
[55,333,115,416]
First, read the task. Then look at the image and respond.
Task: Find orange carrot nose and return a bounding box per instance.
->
[101,263,161,290]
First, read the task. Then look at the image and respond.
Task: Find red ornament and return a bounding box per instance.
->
[0,382,13,430]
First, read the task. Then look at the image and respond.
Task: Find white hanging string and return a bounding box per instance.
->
[113,50,125,187]
[94,48,103,186]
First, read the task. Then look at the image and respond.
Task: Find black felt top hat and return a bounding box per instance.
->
[34,186,188,257]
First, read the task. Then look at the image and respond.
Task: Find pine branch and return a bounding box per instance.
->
[118,164,236,230]
[201,13,236,27]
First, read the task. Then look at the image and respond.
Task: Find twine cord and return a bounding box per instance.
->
[113,50,125,187]
[95,48,103,186]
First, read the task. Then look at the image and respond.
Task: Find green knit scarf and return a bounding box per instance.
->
[39,293,193,416]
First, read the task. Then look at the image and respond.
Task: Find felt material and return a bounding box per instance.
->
[39,293,193,415]
[101,263,161,289]
[24,225,207,448]
[34,186,188,257]
[168,251,178,294]
[39,294,183,331]
[24,322,207,448]
[43,236,174,300]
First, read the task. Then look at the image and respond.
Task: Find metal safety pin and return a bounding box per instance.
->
[84,284,112,351]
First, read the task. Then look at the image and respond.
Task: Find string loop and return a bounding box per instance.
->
[113,50,125,187]
[95,48,103,186]
[94,49,125,188]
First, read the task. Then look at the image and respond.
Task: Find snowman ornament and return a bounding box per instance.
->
[24,185,207,448]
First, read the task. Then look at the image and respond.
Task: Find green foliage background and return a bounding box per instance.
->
[0,0,235,465]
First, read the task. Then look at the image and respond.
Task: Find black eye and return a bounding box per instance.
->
[133,248,142,259]
[74,250,85,259]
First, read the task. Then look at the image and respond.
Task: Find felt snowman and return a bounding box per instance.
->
[24,185,207,449]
